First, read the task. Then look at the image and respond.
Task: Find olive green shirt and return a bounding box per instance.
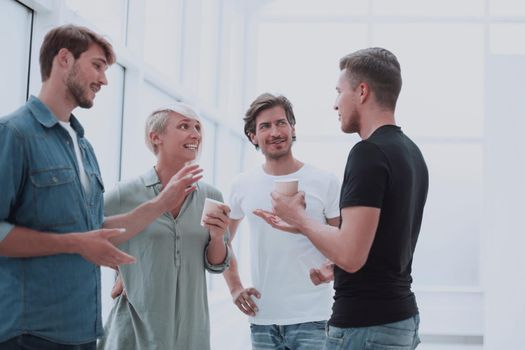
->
[98,168,231,350]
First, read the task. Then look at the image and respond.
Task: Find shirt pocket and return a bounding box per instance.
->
[30,167,79,228]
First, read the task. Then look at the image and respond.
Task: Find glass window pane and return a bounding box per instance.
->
[0,0,31,116]
[120,82,175,180]
[489,24,525,55]
[199,117,216,185]
[489,0,525,16]
[373,23,485,138]
[373,0,484,16]
[199,0,221,107]
[412,143,482,287]
[256,22,368,136]
[74,64,125,189]
[66,0,128,44]
[143,0,182,80]
[261,0,369,17]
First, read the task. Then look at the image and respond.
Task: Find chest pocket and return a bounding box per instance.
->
[30,167,79,229]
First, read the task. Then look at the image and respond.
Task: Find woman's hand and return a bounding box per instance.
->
[156,164,203,212]
[203,204,231,239]
[111,273,127,299]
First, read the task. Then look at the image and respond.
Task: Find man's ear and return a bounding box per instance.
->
[56,48,73,69]
[359,82,370,104]
[249,132,258,146]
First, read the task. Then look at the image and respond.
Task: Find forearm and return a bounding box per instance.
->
[223,253,244,294]
[103,197,165,245]
[0,226,79,257]
[206,235,228,265]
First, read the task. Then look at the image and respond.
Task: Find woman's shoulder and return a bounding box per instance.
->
[196,181,223,201]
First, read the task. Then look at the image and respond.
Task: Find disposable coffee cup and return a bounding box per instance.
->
[200,198,228,226]
[274,178,299,195]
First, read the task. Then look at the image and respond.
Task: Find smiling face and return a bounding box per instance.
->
[65,44,108,108]
[334,69,361,134]
[250,105,295,160]
[154,112,202,163]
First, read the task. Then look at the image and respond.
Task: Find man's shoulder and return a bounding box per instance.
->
[231,166,262,187]
[0,104,39,136]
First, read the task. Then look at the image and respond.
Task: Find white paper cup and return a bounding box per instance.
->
[200,198,228,226]
[274,178,299,195]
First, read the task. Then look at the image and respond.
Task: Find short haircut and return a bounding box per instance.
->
[243,93,296,148]
[339,47,402,110]
[39,24,116,81]
[145,102,202,155]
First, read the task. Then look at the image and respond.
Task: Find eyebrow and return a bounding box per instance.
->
[178,118,200,125]
[93,57,108,66]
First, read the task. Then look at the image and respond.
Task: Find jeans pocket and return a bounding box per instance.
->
[365,324,418,350]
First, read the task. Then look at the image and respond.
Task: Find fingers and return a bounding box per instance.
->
[234,288,260,316]
[111,276,124,299]
[309,268,322,285]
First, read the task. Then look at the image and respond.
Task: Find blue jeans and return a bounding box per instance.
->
[323,315,420,350]
[0,335,96,350]
[251,321,327,350]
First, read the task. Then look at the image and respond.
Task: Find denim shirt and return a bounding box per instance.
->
[0,96,104,344]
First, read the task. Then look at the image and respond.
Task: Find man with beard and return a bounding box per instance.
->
[224,93,341,349]
[0,25,200,349]
[270,48,429,350]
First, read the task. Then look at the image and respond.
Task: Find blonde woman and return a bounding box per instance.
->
[99,104,231,350]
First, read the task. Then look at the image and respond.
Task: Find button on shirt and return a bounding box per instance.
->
[0,96,105,344]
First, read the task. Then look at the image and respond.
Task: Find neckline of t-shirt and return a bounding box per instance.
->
[370,124,400,137]
[258,163,307,179]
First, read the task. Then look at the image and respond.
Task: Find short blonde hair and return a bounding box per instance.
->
[145,102,203,156]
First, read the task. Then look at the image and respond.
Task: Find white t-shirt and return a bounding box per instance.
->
[59,120,90,195]
[229,163,341,325]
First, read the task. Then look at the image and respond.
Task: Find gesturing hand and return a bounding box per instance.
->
[73,228,135,269]
[232,287,261,316]
[157,164,203,212]
[252,209,300,234]
[309,260,334,285]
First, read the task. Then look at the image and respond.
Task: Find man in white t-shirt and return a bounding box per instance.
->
[224,93,341,349]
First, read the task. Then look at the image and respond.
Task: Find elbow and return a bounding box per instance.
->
[337,255,367,274]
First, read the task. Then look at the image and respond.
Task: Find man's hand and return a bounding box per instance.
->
[111,273,127,299]
[270,191,307,229]
[252,209,300,233]
[72,228,135,268]
[202,204,231,240]
[232,287,261,316]
[309,260,334,285]
[156,164,203,212]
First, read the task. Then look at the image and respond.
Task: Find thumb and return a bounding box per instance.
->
[103,228,126,239]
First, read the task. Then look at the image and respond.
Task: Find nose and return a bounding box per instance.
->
[99,71,108,86]
[270,125,280,136]
[190,127,201,139]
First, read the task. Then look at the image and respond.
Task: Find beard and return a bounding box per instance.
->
[261,138,293,160]
[66,64,93,109]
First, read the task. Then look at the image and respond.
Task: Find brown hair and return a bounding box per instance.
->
[243,93,296,148]
[39,24,116,81]
[339,47,402,110]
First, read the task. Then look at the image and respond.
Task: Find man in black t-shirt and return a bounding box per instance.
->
[270,47,428,350]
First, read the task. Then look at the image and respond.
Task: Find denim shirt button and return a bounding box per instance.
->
[52,176,58,183]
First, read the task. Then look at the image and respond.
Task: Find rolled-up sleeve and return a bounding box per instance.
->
[204,230,232,274]
[0,124,25,241]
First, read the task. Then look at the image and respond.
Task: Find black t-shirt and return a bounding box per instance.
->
[329,125,429,328]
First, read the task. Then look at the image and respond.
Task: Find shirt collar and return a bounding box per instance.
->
[27,95,85,138]
[143,167,162,187]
